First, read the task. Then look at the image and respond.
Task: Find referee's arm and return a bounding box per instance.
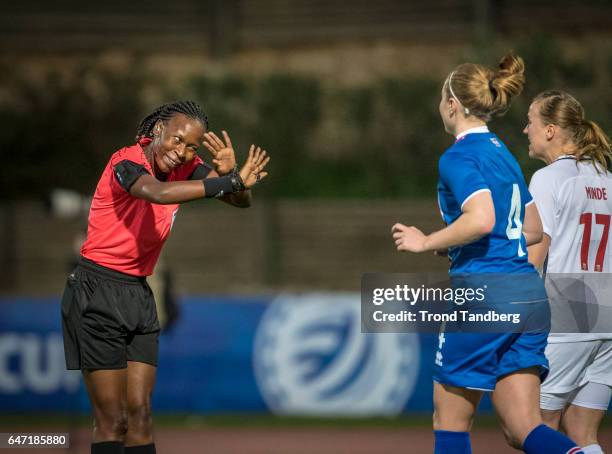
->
[116,162,251,206]
[206,169,252,208]
[130,174,206,204]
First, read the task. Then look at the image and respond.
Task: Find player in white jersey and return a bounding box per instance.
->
[526,90,612,454]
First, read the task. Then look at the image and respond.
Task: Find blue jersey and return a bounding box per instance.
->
[434,130,549,391]
[437,131,536,275]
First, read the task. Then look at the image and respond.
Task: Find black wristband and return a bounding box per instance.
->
[202,176,234,198]
[202,173,246,198]
[230,172,246,192]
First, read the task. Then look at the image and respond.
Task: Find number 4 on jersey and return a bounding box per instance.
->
[506,184,526,257]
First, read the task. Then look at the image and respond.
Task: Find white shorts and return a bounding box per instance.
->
[540,340,612,411]
[540,382,611,411]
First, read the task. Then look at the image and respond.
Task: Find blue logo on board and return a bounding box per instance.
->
[253,294,419,415]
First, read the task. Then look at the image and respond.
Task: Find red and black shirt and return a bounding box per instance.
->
[81,138,211,276]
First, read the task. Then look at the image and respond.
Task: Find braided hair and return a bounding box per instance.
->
[135,100,209,141]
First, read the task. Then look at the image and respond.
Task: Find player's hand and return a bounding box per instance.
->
[203,130,237,175]
[392,223,428,253]
[239,145,270,189]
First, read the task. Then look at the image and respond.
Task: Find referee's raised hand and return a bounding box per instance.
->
[239,145,270,188]
[203,130,237,175]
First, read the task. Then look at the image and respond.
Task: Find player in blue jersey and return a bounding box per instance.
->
[392,53,584,454]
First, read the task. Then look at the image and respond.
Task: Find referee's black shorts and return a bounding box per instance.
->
[61,257,160,370]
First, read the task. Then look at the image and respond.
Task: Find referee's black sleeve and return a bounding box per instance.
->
[113,160,149,192]
[188,163,214,180]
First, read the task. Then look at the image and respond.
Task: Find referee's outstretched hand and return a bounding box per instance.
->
[203,130,237,175]
[392,223,427,253]
[239,145,270,189]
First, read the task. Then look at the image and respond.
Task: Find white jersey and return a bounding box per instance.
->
[529,156,612,342]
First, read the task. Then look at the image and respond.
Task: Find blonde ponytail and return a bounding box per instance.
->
[490,53,525,117]
[574,119,612,169]
[443,52,525,122]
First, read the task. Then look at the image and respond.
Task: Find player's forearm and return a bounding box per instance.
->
[423,212,493,251]
[522,203,544,246]
[527,234,550,270]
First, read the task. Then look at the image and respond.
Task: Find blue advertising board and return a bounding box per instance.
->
[0,294,482,415]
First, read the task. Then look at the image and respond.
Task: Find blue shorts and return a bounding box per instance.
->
[433,273,550,391]
[433,330,549,391]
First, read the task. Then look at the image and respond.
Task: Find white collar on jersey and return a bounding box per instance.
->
[455,125,489,141]
[553,154,576,162]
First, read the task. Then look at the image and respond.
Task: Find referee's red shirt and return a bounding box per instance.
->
[81,139,203,276]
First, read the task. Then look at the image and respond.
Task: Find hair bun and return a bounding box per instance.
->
[489,52,525,116]
[488,79,496,94]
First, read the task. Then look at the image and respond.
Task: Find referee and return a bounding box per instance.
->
[60,101,269,454]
